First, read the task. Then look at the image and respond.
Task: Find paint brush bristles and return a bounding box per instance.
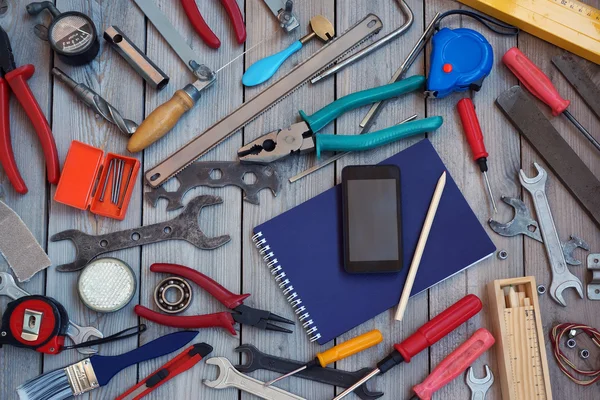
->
[17,368,73,400]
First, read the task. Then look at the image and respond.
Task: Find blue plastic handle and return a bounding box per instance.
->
[300,75,426,133]
[242,40,303,87]
[314,116,443,157]
[89,330,198,386]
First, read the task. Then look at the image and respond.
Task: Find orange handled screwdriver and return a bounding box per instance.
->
[265,329,383,387]
[457,98,497,213]
[333,294,483,400]
[502,47,600,152]
[409,328,495,400]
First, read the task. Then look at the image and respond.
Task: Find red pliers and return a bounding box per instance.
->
[0,26,59,194]
[180,0,246,49]
[135,263,294,335]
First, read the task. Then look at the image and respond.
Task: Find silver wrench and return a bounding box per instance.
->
[0,271,102,354]
[203,357,306,400]
[465,365,493,400]
[519,163,584,306]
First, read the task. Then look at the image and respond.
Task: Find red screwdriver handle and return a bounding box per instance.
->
[502,47,569,116]
[411,328,495,400]
[457,98,488,161]
[395,294,482,362]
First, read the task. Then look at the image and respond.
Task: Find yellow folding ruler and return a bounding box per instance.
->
[457,0,600,64]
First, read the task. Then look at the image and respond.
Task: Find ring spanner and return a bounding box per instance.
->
[519,163,584,306]
[0,271,102,354]
[51,195,230,272]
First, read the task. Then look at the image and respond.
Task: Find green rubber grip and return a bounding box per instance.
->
[300,75,426,133]
[314,116,443,157]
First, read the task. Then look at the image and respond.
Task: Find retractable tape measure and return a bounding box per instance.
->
[0,295,69,354]
[425,10,518,98]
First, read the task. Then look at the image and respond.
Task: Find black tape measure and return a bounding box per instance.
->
[26,2,99,65]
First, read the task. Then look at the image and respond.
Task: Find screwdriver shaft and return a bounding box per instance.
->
[562,110,600,152]
[264,365,307,386]
[334,368,381,400]
[482,171,497,213]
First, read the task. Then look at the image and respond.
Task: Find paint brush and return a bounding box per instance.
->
[16,330,198,400]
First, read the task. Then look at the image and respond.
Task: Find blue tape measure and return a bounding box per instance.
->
[426,27,493,98]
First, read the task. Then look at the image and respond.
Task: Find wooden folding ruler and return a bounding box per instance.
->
[457,0,600,64]
[488,276,553,400]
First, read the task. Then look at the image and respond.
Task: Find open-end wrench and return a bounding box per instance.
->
[489,197,589,265]
[520,163,584,306]
[465,365,493,400]
[203,357,306,400]
[0,271,102,354]
[51,195,231,272]
[234,344,383,400]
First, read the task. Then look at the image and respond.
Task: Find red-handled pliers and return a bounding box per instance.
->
[0,26,59,194]
[135,263,294,335]
[180,0,246,49]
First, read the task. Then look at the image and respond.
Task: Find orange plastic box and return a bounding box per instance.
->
[55,141,140,220]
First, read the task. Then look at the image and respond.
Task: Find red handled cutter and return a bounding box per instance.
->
[0,26,59,194]
[180,0,246,49]
[135,263,294,335]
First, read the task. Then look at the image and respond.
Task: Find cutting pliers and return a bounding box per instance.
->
[0,26,59,194]
[238,75,443,163]
[181,0,246,49]
[135,263,294,335]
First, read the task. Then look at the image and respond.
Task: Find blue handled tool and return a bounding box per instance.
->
[242,15,334,87]
[238,75,444,163]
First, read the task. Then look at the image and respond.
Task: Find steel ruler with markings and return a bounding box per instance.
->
[457,0,600,64]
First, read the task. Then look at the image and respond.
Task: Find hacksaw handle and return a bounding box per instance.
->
[502,47,570,116]
[411,328,495,400]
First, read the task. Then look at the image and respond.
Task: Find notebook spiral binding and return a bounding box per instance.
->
[252,231,321,342]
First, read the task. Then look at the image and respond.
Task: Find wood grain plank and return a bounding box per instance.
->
[139,1,244,399]
[43,1,144,400]
[0,1,52,397]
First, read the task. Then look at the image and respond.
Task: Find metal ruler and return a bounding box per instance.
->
[457,0,600,64]
[552,54,600,120]
[145,14,384,188]
[496,86,600,229]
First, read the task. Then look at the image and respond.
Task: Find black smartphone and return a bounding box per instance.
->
[341,165,403,274]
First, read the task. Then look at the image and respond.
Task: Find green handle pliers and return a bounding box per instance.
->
[237,75,443,163]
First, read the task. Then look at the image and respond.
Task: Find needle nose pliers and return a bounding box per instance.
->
[181,0,246,49]
[135,263,294,335]
[238,75,444,164]
[0,26,59,194]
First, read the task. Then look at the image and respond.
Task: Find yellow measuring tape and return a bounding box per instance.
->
[457,0,600,64]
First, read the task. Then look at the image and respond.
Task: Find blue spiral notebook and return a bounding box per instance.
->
[252,139,496,345]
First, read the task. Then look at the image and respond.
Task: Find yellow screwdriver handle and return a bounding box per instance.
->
[127,89,195,153]
[316,329,383,367]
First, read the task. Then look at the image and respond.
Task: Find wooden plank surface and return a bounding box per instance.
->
[0,0,598,399]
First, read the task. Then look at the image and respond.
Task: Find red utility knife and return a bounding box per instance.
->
[180,0,246,49]
[116,343,213,400]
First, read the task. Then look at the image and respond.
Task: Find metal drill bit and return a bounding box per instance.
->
[52,67,138,136]
[112,160,120,204]
[99,159,114,202]
[116,160,125,204]
[118,164,134,209]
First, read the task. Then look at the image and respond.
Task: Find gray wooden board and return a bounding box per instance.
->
[0,0,598,399]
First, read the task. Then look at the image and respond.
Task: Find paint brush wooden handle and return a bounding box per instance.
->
[395,171,446,321]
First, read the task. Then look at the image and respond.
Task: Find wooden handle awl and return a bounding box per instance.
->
[127,90,195,152]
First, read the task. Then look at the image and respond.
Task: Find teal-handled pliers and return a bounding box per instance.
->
[238,75,443,163]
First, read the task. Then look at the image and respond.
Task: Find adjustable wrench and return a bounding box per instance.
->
[204,357,306,400]
[465,365,493,400]
[520,163,584,306]
[0,271,102,354]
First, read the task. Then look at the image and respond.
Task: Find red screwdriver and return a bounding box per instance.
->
[457,98,497,214]
[332,294,483,400]
[502,47,600,152]
[409,328,495,400]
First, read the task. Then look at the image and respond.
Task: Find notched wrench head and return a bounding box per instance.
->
[562,235,590,266]
[488,196,542,242]
[203,357,234,389]
[466,365,494,391]
[552,280,584,307]
[519,162,547,189]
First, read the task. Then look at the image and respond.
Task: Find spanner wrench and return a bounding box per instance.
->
[465,365,493,400]
[0,271,102,354]
[204,357,306,400]
[234,344,383,400]
[51,195,231,272]
[520,163,584,306]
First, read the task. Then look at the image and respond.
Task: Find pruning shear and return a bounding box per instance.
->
[135,263,294,335]
[180,0,246,49]
[0,26,59,194]
[238,75,443,163]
